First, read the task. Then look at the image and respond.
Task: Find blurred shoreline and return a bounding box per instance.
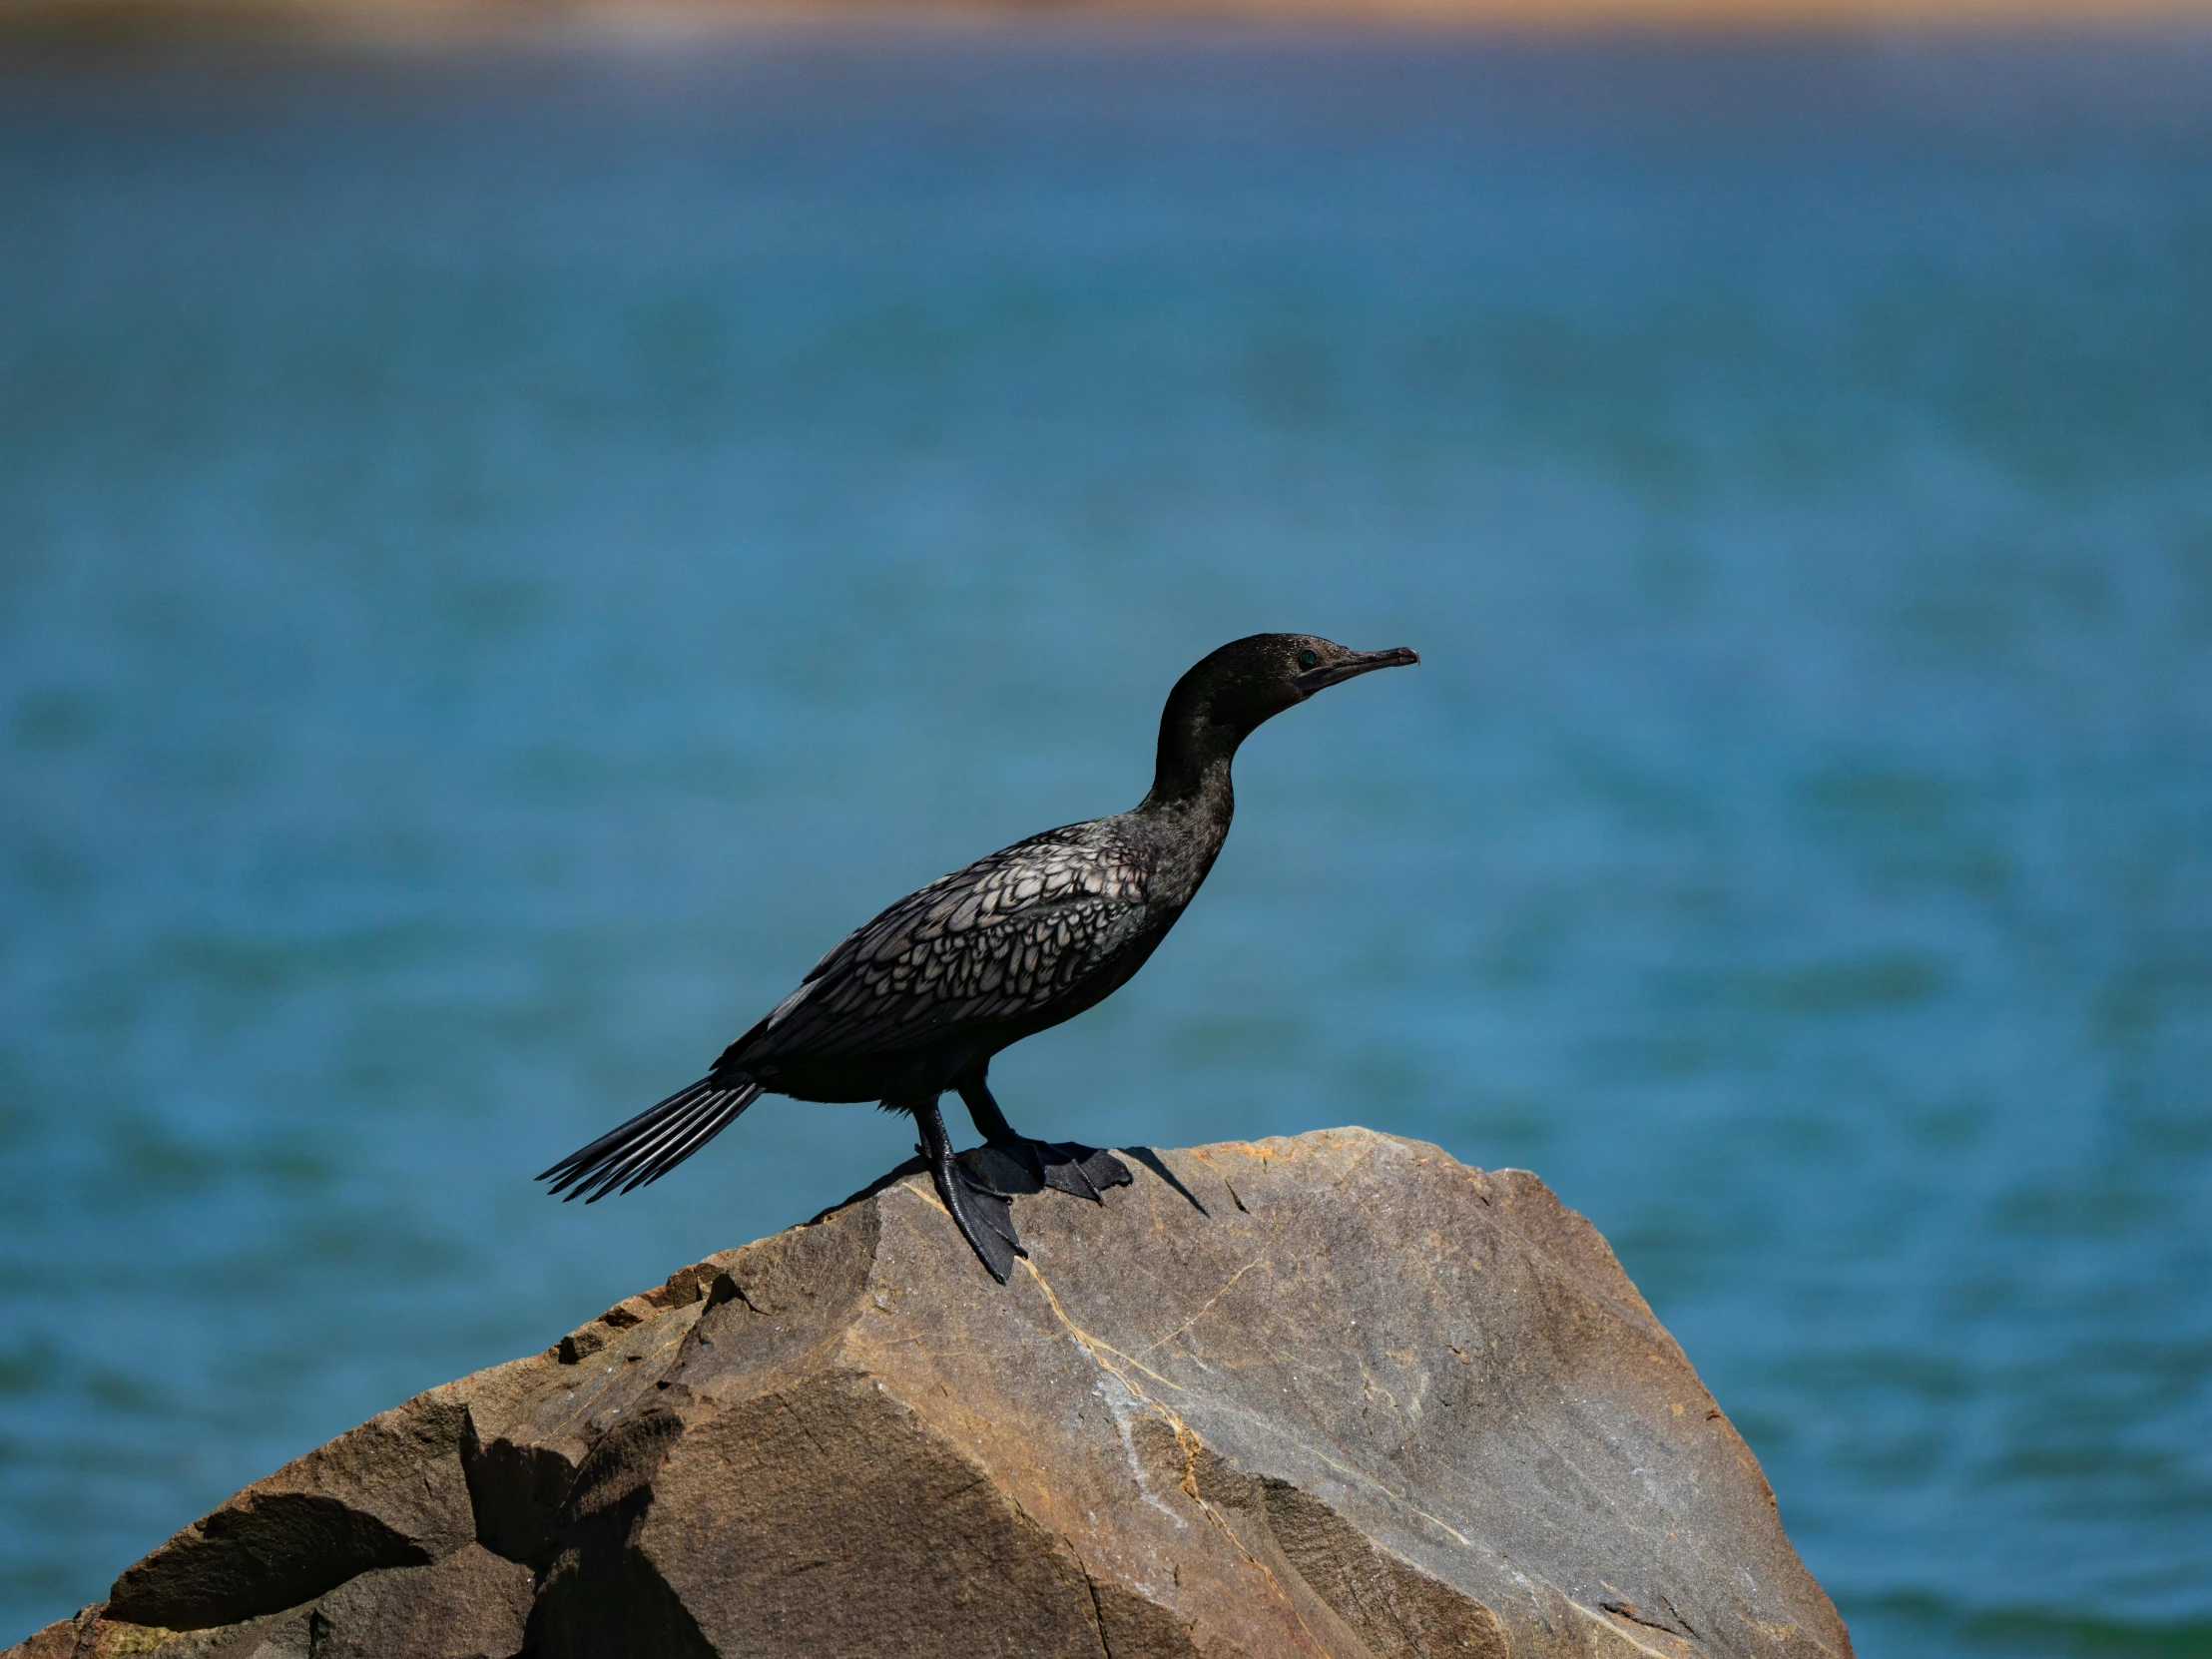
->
[4,0,2210,49]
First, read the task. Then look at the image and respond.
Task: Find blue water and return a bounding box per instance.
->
[3,26,2210,1652]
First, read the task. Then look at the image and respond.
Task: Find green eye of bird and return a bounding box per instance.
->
[1299,649,1319,667]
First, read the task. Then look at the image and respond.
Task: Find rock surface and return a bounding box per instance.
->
[9,1128,1851,1659]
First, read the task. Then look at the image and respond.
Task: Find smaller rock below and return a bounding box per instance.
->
[289,1543,533,1659]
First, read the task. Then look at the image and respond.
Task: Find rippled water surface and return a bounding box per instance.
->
[3,27,2210,1651]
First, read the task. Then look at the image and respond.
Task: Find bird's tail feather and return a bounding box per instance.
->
[539,1076,764,1203]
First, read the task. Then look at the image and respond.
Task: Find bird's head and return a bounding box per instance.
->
[1171,633,1419,737]
[1150,637,1418,802]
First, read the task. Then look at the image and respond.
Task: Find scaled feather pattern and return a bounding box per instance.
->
[743,823,1154,1062]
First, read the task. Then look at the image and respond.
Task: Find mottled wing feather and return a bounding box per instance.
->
[740,823,1152,1062]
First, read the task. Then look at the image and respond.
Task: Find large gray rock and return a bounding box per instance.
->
[9,1128,1851,1659]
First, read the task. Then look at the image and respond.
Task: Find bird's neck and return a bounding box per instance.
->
[1138,720,1239,837]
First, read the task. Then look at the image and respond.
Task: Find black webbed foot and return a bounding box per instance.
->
[954,1074,1132,1208]
[993,1138,1133,1204]
[909,1098,1025,1283]
[935,1151,1023,1282]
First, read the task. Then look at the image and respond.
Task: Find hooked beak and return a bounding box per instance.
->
[1295,645,1419,696]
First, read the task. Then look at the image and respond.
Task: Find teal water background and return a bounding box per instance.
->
[3,27,2210,1651]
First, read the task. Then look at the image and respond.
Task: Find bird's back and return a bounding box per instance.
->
[723,817,1167,1081]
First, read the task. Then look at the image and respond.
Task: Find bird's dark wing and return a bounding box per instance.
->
[732,822,1153,1065]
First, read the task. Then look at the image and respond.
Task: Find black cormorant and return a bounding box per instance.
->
[540,633,1418,1280]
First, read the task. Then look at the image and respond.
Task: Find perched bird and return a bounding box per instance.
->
[540,633,1418,1280]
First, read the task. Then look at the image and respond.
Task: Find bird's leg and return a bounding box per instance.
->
[956,1073,1021,1142]
[907,1096,1022,1283]
[955,1071,1132,1204]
